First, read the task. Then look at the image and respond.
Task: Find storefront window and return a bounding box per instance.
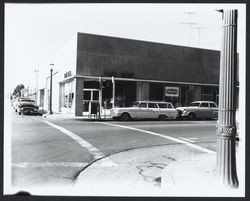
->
[84,91,91,100]
[201,86,218,102]
[93,91,99,101]
[149,83,164,101]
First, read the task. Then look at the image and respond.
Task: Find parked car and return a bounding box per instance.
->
[16,101,39,115]
[14,98,35,112]
[176,101,218,120]
[110,101,179,121]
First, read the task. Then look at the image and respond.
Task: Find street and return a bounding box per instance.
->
[9,107,218,189]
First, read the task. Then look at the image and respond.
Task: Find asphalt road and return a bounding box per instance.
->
[9,109,217,188]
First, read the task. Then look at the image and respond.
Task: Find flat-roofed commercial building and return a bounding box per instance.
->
[43,32,221,116]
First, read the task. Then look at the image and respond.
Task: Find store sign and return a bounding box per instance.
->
[165,86,179,97]
[64,71,72,78]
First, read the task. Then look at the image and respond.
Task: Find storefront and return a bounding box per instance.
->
[53,32,220,116]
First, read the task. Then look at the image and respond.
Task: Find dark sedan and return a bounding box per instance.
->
[17,103,40,115]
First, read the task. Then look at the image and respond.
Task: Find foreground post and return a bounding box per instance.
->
[216,9,238,188]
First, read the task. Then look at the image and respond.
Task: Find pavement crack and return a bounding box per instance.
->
[73,143,179,184]
[162,156,177,161]
[136,160,167,185]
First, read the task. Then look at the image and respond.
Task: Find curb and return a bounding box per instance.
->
[42,113,113,121]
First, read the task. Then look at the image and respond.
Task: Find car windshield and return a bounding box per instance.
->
[20,104,37,108]
[132,102,139,107]
[190,102,200,107]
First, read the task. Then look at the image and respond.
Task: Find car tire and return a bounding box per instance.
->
[18,112,21,115]
[158,115,166,121]
[120,113,131,121]
[176,115,182,120]
[188,113,196,120]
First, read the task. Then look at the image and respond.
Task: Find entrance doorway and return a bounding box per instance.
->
[83,89,99,115]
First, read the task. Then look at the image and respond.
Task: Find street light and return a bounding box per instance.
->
[34,69,39,103]
[49,63,54,114]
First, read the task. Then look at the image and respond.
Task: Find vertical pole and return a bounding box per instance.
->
[36,70,38,103]
[49,68,53,114]
[216,9,238,188]
[99,76,102,118]
[112,76,115,109]
[179,85,181,107]
[34,69,39,104]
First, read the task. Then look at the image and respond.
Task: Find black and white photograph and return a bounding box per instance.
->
[4,3,246,197]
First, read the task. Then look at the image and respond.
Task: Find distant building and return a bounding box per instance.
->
[38,32,222,116]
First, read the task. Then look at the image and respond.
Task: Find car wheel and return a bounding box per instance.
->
[120,113,131,121]
[188,113,196,120]
[176,115,182,120]
[18,112,21,115]
[158,115,166,121]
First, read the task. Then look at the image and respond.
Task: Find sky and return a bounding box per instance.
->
[4,3,246,94]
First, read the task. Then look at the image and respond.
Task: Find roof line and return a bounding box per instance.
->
[73,75,219,87]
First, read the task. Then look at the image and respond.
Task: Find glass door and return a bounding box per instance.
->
[83,89,99,114]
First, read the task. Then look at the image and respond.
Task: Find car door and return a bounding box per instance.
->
[148,103,159,118]
[200,102,213,118]
[135,102,148,119]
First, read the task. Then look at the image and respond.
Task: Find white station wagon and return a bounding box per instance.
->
[110,101,179,121]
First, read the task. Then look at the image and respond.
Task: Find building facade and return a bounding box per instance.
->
[41,32,221,116]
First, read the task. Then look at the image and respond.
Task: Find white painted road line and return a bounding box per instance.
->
[178,137,195,143]
[12,162,88,168]
[43,120,116,166]
[98,122,216,154]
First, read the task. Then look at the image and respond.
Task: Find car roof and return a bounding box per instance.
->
[136,101,173,104]
[192,101,216,104]
[19,98,35,102]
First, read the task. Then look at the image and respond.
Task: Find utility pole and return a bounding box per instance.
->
[216,9,238,188]
[192,27,206,46]
[181,11,198,46]
[181,22,197,46]
[49,63,54,114]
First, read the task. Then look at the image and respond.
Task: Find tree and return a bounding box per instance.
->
[13,84,25,97]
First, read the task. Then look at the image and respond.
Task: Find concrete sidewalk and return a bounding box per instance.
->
[74,145,242,197]
[72,144,241,196]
